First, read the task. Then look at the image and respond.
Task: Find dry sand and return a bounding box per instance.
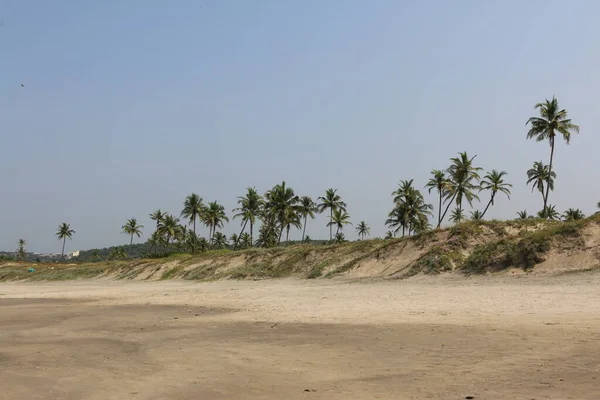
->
[2,274,600,399]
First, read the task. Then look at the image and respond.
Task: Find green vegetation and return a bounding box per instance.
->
[7,96,599,281]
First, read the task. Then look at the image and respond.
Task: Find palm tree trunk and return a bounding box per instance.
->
[437,190,442,228]
[277,226,284,245]
[61,238,66,258]
[286,225,290,243]
[438,193,457,228]
[234,220,248,250]
[302,216,307,242]
[402,225,405,237]
[543,137,555,212]
[250,221,254,247]
[329,209,333,241]
[192,219,196,253]
[480,193,495,219]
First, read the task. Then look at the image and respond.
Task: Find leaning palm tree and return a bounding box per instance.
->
[527,161,556,207]
[232,187,264,249]
[181,193,204,252]
[449,207,465,224]
[440,152,482,227]
[298,196,317,242]
[479,170,512,218]
[202,201,229,242]
[425,169,450,228]
[355,221,370,240]
[17,239,26,260]
[122,218,143,247]
[149,209,166,230]
[327,208,352,236]
[317,189,347,241]
[526,96,579,211]
[562,208,585,222]
[55,222,75,258]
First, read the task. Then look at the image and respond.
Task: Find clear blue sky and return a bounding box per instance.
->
[2,0,599,253]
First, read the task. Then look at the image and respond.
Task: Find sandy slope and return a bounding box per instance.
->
[2,274,600,399]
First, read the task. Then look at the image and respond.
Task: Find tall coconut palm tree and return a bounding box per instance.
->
[390,180,432,236]
[317,188,347,241]
[440,152,482,225]
[233,187,264,248]
[355,221,370,240]
[563,208,585,221]
[327,208,352,235]
[17,239,26,260]
[122,218,143,247]
[55,222,75,258]
[283,207,302,243]
[181,193,204,252]
[264,181,299,245]
[526,161,556,205]
[158,214,181,251]
[298,196,317,242]
[479,170,512,218]
[526,96,579,211]
[202,201,229,242]
[149,209,166,230]
[425,169,450,228]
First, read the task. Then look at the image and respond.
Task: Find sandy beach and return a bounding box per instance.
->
[2,274,600,399]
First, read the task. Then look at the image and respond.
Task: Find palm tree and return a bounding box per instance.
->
[149,209,166,230]
[527,161,556,206]
[202,201,229,242]
[425,169,450,228]
[334,232,346,243]
[283,207,302,243]
[479,170,512,218]
[122,218,143,247]
[384,231,394,240]
[449,207,465,224]
[147,231,162,254]
[327,208,352,236]
[298,196,317,242]
[264,181,299,245]
[181,193,204,252]
[211,232,229,249]
[233,187,264,248]
[158,214,181,251]
[355,221,370,240]
[198,237,209,252]
[55,222,75,258]
[516,210,530,220]
[390,180,433,236]
[440,152,482,226]
[239,233,252,249]
[470,210,483,221]
[229,233,239,246]
[526,96,579,211]
[317,188,347,241]
[563,208,585,221]
[17,239,26,260]
[537,205,559,220]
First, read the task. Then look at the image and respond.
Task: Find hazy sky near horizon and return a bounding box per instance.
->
[2,0,600,253]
